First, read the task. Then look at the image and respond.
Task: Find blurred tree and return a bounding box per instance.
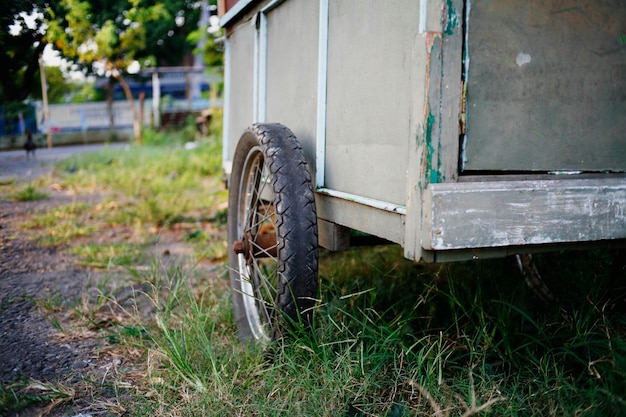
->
[0,0,60,104]
[70,81,105,103]
[144,0,202,67]
[1,1,220,105]
[187,3,223,71]
[31,66,70,103]
[46,0,172,140]
[29,66,103,104]
[45,0,220,141]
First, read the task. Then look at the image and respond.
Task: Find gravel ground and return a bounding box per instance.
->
[0,145,163,416]
[0,200,127,416]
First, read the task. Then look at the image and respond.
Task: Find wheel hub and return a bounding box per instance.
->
[233,227,278,261]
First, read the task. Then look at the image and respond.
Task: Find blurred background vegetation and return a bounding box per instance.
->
[1,0,223,147]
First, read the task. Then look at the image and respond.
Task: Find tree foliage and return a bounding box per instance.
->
[0,1,57,104]
[144,0,206,67]
[187,7,223,71]
[46,0,177,140]
[1,0,222,139]
[44,0,220,140]
[46,0,216,73]
[46,0,170,74]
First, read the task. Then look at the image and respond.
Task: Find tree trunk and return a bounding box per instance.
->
[112,71,142,143]
[107,77,115,137]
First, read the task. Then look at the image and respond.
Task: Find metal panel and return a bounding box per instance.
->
[423,177,626,250]
[464,0,626,172]
[315,193,405,246]
[324,0,421,205]
[226,20,256,163]
[264,0,319,165]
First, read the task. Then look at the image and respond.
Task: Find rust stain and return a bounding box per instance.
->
[459,80,467,135]
[422,32,441,120]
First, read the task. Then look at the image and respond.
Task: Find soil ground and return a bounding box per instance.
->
[0,146,218,416]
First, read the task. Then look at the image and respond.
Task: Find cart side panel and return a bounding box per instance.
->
[265,0,319,166]
[323,0,423,206]
[464,0,626,172]
[226,20,255,165]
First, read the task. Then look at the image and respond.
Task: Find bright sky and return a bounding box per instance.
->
[9,11,43,35]
[43,44,62,66]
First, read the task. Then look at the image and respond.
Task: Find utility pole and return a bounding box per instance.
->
[38,54,52,148]
[191,0,209,106]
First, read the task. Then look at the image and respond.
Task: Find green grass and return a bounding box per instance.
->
[118,246,625,416]
[56,139,225,230]
[0,380,74,415]
[71,243,146,268]
[11,183,48,201]
[18,133,226,255]
[182,225,228,262]
[6,112,625,416]
[21,202,94,246]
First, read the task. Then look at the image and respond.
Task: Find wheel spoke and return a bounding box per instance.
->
[237,149,279,339]
[242,155,263,234]
[249,258,277,324]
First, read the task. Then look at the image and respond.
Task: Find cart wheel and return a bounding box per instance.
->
[515,254,558,304]
[228,123,318,343]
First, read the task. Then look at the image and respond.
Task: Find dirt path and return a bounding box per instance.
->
[0,146,210,416]
[0,190,128,416]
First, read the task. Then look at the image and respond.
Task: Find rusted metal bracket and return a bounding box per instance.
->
[233,226,278,261]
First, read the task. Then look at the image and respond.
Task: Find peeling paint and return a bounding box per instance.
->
[419,32,443,186]
[463,0,472,79]
[460,0,471,174]
[425,111,440,184]
[444,0,459,35]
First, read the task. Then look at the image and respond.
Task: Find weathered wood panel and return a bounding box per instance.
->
[423,177,626,250]
[464,0,626,172]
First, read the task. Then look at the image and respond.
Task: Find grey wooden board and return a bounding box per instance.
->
[422,177,626,250]
[464,0,626,172]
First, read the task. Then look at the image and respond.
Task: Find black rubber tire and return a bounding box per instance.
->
[228,123,318,342]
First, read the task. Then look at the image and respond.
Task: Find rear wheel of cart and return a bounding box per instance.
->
[228,123,318,343]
